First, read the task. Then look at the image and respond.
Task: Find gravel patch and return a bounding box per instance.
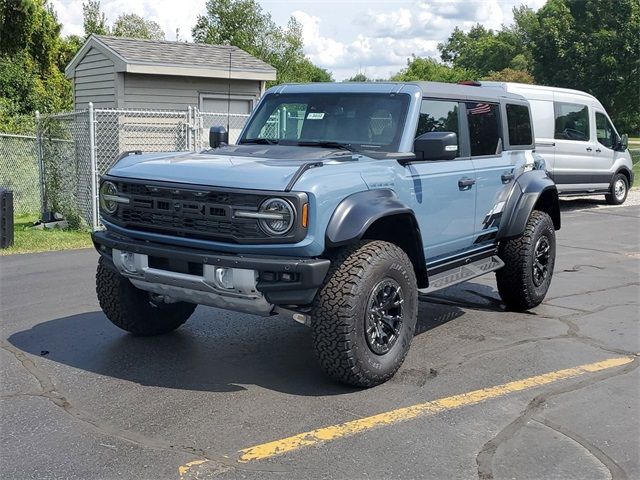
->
[558,187,640,212]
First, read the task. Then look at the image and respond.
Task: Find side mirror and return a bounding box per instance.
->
[413,131,458,161]
[209,126,229,148]
[618,133,629,151]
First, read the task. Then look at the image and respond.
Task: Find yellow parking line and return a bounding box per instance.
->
[237,357,632,462]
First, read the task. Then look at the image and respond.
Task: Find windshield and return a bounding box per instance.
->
[239,93,411,152]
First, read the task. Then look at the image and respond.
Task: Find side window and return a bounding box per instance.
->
[466,102,501,156]
[595,112,615,149]
[554,102,590,141]
[506,104,532,146]
[416,99,460,156]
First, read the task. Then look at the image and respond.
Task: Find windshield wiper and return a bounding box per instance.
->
[296,141,356,152]
[239,138,279,145]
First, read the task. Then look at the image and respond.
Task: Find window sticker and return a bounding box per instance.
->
[307,112,325,120]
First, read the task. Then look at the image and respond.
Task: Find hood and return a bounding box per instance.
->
[107,145,361,191]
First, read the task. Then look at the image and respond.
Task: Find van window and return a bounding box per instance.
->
[595,112,615,149]
[506,104,532,146]
[554,102,590,141]
[417,100,460,155]
[466,102,501,156]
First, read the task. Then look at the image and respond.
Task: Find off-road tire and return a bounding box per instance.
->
[310,240,418,387]
[96,257,196,336]
[605,173,628,205]
[496,210,556,311]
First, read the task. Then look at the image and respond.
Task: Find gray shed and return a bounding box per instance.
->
[65,35,277,114]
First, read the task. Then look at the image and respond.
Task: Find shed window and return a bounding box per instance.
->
[466,102,501,156]
[554,102,590,141]
[506,104,532,146]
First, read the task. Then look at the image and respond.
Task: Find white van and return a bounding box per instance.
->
[482,82,634,204]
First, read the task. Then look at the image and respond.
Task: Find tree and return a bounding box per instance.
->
[483,68,535,84]
[391,56,474,83]
[517,0,640,133]
[82,0,108,37]
[438,25,530,77]
[112,13,165,40]
[192,0,331,85]
[345,73,371,82]
[0,0,71,130]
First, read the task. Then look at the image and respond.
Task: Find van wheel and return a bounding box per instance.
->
[310,240,418,387]
[96,257,196,336]
[496,210,556,311]
[605,173,628,205]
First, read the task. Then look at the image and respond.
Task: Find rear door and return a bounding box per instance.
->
[552,100,595,190]
[467,101,516,244]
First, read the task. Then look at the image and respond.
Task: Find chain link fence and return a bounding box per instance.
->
[0,105,249,229]
[0,133,41,215]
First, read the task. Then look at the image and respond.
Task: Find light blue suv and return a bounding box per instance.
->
[93,82,561,387]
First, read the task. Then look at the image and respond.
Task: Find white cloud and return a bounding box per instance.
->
[50,0,205,40]
[49,0,547,80]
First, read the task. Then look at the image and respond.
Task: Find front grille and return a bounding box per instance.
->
[107,181,272,242]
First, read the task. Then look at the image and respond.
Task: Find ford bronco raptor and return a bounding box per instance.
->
[93,82,560,387]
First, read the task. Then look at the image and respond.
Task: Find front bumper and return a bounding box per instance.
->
[92,230,330,314]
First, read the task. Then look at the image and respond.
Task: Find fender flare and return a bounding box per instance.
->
[324,189,416,246]
[497,170,561,240]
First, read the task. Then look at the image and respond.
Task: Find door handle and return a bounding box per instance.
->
[586,147,593,152]
[501,173,515,184]
[458,177,475,190]
[595,148,602,153]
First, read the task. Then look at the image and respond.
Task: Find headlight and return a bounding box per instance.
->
[99,181,121,215]
[258,198,295,235]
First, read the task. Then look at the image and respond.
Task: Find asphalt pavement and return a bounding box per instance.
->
[1,198,638,480]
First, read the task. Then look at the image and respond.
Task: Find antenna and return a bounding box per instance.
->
[227,49,232,133]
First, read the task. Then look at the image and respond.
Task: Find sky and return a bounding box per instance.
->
[50,0,547,80]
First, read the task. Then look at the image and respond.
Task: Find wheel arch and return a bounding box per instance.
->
[615,166,633,188]
[325,189,428,288]
[498,170,561,241]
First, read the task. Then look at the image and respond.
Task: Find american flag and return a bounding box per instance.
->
[469,103,492,115]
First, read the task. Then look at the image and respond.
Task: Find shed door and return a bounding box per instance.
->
[201,97,252,114]
[200,97,253,144]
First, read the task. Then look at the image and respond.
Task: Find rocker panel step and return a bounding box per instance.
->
[419,255,505,294]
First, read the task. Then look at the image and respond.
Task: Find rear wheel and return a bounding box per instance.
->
[496,210,556,311]
[96,257,196,336]
[310,240,418,387]
[605,173,628,205]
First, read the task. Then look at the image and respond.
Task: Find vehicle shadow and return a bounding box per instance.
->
[7,283,503,396]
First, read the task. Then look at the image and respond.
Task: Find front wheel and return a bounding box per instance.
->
[96,257,196,336]
[310,240,418,387]
[605,173,628,205]
[496,210,556,311]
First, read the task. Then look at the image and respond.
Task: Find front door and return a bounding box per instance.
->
[404,99,476,261]
[593,110,617,187]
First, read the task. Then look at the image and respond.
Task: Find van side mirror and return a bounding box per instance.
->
[413,132,458,161]
[209,126,229,148]
[617,133,629,151]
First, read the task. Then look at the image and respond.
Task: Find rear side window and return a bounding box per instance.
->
[466,102,501,156]
[506,104,532,146]
[554,102,590,141]
[595,112,615,149]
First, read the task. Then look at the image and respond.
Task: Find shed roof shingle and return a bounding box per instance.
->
[66,35,276,81]
[95,35,275,73]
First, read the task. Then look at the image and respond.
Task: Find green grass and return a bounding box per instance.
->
[0,214,92,256]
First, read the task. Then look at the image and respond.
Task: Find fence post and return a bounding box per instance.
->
[88,102,98,230]
[35,110,48,222]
